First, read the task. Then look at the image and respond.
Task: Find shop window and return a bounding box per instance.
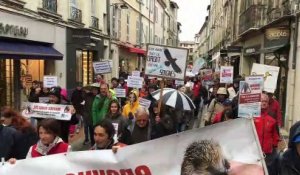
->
[76,50,94,86]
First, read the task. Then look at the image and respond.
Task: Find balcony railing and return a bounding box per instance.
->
[239,5,267,35]
[42,0,57,13]
[267,8,282,23]
[70,6,82,23]
[91,16,99,29]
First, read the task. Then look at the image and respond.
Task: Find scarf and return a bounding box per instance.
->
[35,136,62,156]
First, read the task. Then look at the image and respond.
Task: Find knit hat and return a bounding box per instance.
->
[48,86,62,99]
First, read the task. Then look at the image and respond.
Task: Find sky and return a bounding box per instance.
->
[173,0,211,42]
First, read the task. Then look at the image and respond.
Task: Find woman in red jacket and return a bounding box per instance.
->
[9,118,71,163]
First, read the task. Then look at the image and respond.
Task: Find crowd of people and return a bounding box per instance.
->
[0,71,299,175]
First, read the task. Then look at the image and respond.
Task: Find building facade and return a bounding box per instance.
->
[0,0,108,108]
[179,41,195,64]
[195,0,300,129]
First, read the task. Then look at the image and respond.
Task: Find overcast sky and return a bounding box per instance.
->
[173,0,211,42]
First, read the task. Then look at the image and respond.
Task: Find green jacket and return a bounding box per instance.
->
[92,95,116,126]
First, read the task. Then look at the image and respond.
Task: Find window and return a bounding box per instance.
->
[150,0,154,13]
[146,0,149,8]
[91,0,96,16]
[141,22,144,43]
[112,7,117,37]
[136,19,140,44]
[118,9,121,39]
[154,6,158,22]
[161,12,164,27]
[150,28,152,43]
[70,0,78,7]
[126,13,130,41]
[146,27,149,43]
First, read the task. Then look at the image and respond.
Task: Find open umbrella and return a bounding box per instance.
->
[151,88,196,111]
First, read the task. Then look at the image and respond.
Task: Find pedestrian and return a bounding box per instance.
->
[266,92,282,128]
[254,93,279,170]
[127,107,152,144]
[204,87,228,125]
[92,83,116,126]
[270,121,300,175]
[212,99,235,124]
[0,107,38,159]
[111,77,119,89]
[0,124,18,161]
[28,80,40,102]
[105,100,129,144]
[8,118,71,164]
[91,119,126,151]
[82,83,99,145]
[122,90,140,119]
[47,86,78,142]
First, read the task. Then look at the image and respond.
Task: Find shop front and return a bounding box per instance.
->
[0,11,65,109]
[118,43,146,77]
[66,28,104,89]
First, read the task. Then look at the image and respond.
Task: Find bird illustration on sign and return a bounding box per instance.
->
[164,48,182,73]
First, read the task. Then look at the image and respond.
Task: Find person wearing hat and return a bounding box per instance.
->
[270,121,300,175]
[204,87,228,125]
[47,86,79,143]
[212,99,235,124]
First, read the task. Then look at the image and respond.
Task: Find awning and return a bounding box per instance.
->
[0,40,63,60]
[260,44,289,54]
[129,47,146,55]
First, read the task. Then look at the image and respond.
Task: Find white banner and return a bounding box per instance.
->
[251,63,280,93]
[175,80,185,85]
[238,76,264,118]
[0,119,266,175]
[93,61,112,74]
[145,45,188,80]
[139,98,151,109]
[21,103,73,121]
[43,76,57,88]
[220,66,234,84]
[127,76,143,89]
[114,88,126,98]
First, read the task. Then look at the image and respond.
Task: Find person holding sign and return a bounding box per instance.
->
[122,90,141,119]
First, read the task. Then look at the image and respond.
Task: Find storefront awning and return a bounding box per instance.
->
[129,47,146,55]
[260,44,289,54]
[0,41,63,60]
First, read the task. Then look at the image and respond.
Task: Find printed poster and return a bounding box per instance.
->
[114,88,126,98]
[132,71,141,77]
[145,44,188,80]
[93,61,112,74]
[238,76,264,118]
[0,118,266,175]
[139,98,152,109]
[21,103,73,121]
[43,76,58,88]
[192,57,206,74]
[251,63,280,93]
[127,76,143,89]
[220,66,234,84]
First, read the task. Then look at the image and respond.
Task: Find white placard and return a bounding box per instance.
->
[38,97,50,103]
[139,98,151,109]
[43,76,58,88]
[192,57,206,74]
[127,76,143,89]
[114,88,126,98]
[0,119,266,175]
[145,44,188,80]
[93,61,112,74]
[251,63,280,93]
[175,80,185,85]
[22,103,73,121]
[132,71,141,77]
[220,66,234,84]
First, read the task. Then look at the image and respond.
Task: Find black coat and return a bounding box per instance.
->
[71,89,84,115]
[270,122,300,175]
[12,129,38,159]
[0,125,17,160]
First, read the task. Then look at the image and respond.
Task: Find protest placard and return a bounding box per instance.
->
[43,76,58,88]
[93,61,112,74]
[114,88,126,98]
[139,98,152,109]
[22,103,73,121]
[0,119,266,175]
[192,57,206,74]
[38,97,50,103]
[220,66,234,84]
[238,76,264,118]
[175,80,185,85]
[127,76,143,89]
[145,44,188,80]
[251,63,280,93]
[132,71,141,77]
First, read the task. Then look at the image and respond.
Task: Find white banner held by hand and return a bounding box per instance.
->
[93,61,112,74]
[43,76,58,88]
[127,76,143,89]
